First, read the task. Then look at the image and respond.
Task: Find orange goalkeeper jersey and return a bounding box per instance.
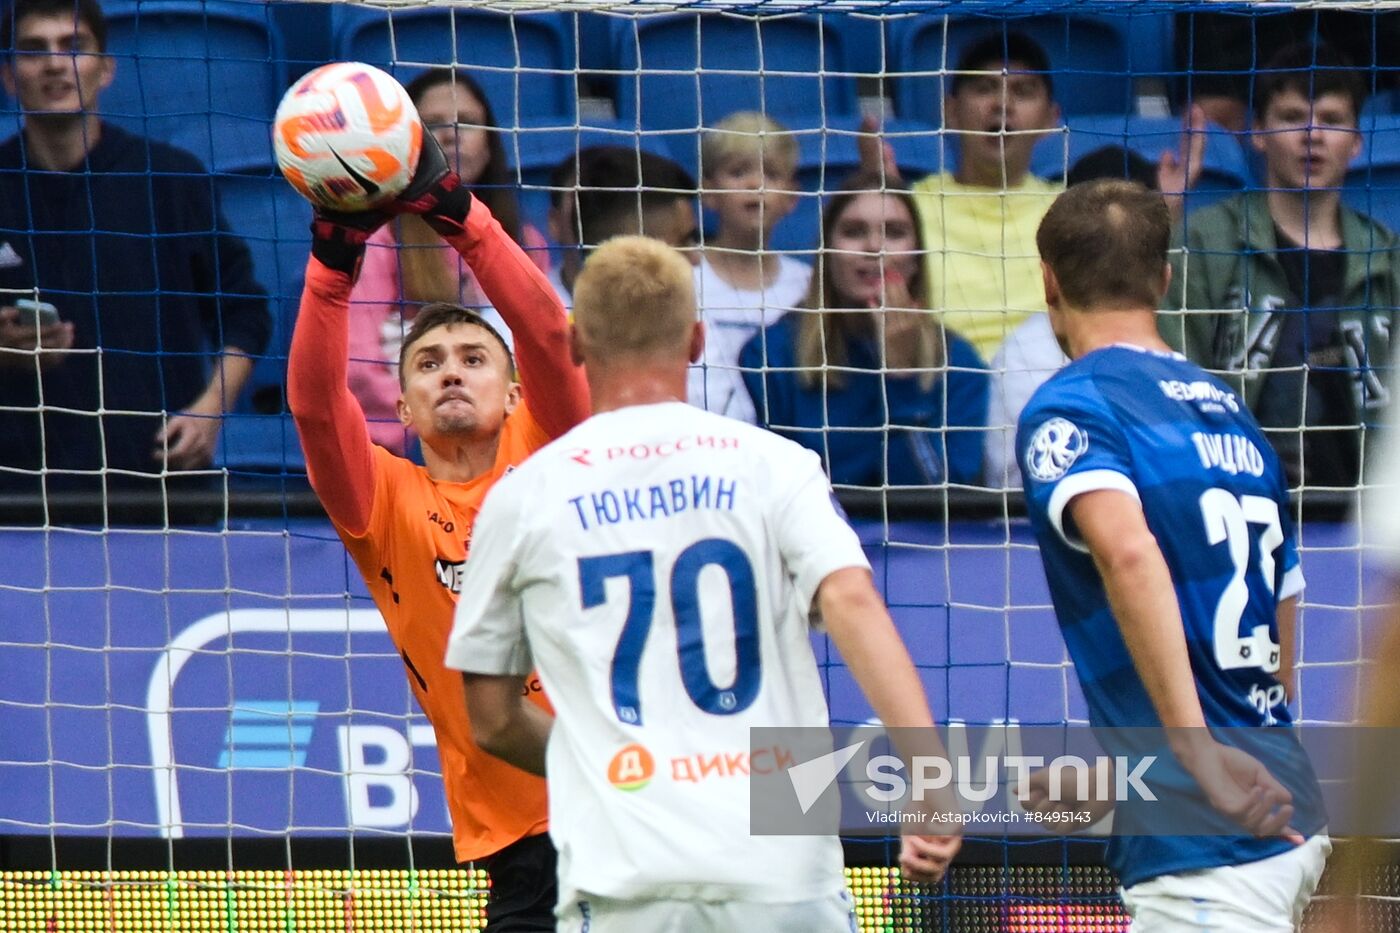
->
[338,411,553,861]
[289,199,590,862]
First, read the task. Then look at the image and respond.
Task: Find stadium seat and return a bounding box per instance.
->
[872,116,960,180]
[1345,113,1400,234]
[212,164,312,473]
[100,0,285,172]
[332,6,578,123]
[892,13,1174,121]
[1362,88,1400,120]
[1030,114,1250,211]
[217,412,306,475]
[610,14,859,133]
[270,2,334,85]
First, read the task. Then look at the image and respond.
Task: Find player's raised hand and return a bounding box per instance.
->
[899,833,960,884]
[309,129,471,276]
[1186,741,1302,842]
[308,191,395,276]
[388,129,472,235]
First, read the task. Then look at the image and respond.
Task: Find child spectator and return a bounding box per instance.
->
[690,112,811,422]
[347,69,548,455]
[740,174,988,487]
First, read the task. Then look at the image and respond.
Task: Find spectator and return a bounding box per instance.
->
[985,148,1159,489]
[741,173,988,487]
[1162,43,1400,488]
[575,145,698,259]
[349,68,547,455]
[1065,145,1159,189]
[691,111,810,422]
[860,32,1060,361]
[0,0,270,493]
[861,31,1203,363]
[540,144,699,312]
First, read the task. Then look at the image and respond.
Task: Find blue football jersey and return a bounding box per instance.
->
[1018,344,1324,887]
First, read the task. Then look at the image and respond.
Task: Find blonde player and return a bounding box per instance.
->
[445,235,959,931]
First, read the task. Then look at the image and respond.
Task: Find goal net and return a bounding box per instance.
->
[1,0,1396,930]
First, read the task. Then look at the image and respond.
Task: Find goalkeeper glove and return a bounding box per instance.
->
[309,130,473,277]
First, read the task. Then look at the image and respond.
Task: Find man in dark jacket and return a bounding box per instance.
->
[1163,43,1400,488]
[0,0,270,494]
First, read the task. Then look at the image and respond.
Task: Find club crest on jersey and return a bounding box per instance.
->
[1025,417,1088,482]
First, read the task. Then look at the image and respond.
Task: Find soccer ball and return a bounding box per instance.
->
[273,62,423,212]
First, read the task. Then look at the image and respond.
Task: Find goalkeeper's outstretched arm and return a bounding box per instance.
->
[288,256,378,537]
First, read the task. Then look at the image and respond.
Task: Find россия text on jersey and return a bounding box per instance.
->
[569,475,738,531]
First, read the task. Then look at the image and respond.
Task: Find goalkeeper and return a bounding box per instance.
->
[287,129,590,931]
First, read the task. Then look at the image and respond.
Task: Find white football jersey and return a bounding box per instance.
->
[446,401,869,904]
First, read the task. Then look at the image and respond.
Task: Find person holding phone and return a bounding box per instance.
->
[0,299,72,370]
[0,0,270,494]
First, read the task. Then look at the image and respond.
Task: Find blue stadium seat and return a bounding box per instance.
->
[332,6,578,123]
[270,2,334,84]
[212,163,311,473]
[892,13,1174,121]
[100,0,284,172]
[1362,89,1400,120]
[217,413,306,474]
[611,14,859,133]
[868,117,961,180]
[1345,114,1400,234]
[1030,114,1250,211]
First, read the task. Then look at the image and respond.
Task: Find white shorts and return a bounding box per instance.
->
[555,890,857,933]
[1121,834,1332,932]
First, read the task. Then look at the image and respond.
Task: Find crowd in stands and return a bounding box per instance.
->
[0,0,1397,498]
[0,0,269,496]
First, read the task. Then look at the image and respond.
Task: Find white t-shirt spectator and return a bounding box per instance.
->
[985,311,1069,489]
[689,255,810,423]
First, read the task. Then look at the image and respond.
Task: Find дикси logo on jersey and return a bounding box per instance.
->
[1025,417,1089,482]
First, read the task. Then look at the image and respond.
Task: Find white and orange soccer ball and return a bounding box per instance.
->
[273,62,423,212]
